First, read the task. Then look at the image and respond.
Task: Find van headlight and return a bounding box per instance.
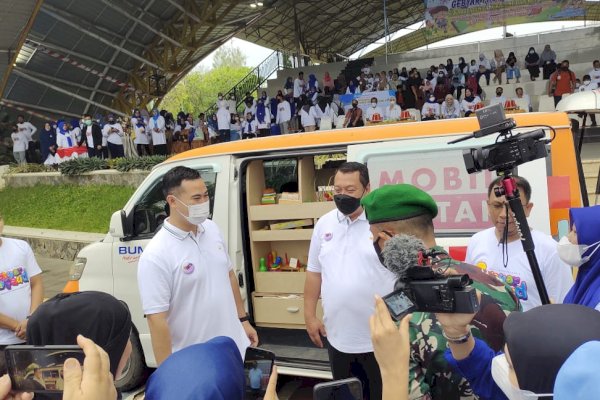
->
[69,257,87,280]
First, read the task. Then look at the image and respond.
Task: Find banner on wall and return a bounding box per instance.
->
[339,90,396,114]
[425,0,586,41]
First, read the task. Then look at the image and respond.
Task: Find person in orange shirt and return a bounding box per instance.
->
[548,60,576,107]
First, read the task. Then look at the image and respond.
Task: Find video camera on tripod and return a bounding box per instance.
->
[449,103,554,305]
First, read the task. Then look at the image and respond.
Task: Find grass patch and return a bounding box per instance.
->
[0,185,136,233]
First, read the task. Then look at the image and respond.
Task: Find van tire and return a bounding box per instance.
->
[115,330,148,392]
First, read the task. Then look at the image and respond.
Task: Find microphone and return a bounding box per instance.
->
[381,234,427,289]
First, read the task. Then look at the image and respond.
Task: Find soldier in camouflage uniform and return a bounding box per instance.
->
[362,184,520,400]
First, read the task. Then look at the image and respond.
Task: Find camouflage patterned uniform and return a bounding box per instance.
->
[408,250,520,400]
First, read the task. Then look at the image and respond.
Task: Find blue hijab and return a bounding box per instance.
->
[145,336,244,400]
[256,100,266,124]
[563,205,600,308]
[348,80,357,94]
[57,120,73,147]
[308,74,317,90]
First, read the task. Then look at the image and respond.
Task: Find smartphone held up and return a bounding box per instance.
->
[5,345,84,394]
[244,347,275,400]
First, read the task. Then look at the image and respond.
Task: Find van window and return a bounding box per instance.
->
[263,159,298,192]
[131,169,217,238]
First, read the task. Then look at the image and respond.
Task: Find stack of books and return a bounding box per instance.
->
[261,188,277,205]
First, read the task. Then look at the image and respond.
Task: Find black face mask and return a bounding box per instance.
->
[373,231,393,265]
[352,103,358,108]
[333,194,361,216]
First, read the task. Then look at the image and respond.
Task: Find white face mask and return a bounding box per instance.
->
[557,235,600,267]
[583,80,591,85]
[371,103,377,108]
[174,197,210,225]
[491,354,552,400]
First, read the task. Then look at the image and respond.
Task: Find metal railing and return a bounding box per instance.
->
[204,50,286,116]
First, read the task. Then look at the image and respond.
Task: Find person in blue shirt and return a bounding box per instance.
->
[248,361,262,392]
[438,303,600,399]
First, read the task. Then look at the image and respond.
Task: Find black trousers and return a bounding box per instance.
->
[108,142,124,158]
[87,147,98,158]
[328,343,382,400]
[153,144,167,155]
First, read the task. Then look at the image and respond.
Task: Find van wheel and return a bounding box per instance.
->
[115,330,148,392]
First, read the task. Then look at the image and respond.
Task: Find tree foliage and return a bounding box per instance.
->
[212,44,247,69]
[160,65,251,117]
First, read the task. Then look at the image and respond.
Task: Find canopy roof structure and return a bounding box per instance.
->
[0,0,424,124]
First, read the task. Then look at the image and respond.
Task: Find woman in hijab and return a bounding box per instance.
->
[421,94,440,121]
[404,70,420,109]
[460,87,482,117]
[26,291,132,400]
[207,114,218,144]
[441,94,461,118]
[283,76,293,95]
[560,205,600,310]
[476,53,492,86]
[346,79,358,94]
[492,49,505,84]
[256,98,272,137]
[554,341,600,399]
[524,47,540,81]
[539,44,557,79]
[323,71,334,92]
[39,121,57,164]
[439,303,600,399]
[145,336,245,400]
[308,74,319,92]
[505,51,520,84]
[458,57,468,75]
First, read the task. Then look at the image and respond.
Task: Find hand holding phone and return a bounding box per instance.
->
[244,347,275,400]
[5,345,84,394]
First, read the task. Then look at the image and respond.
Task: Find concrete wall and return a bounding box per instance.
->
[4,169,149,188]
[267,26,600,94]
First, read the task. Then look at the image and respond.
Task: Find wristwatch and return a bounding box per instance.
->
[239,315,250,323]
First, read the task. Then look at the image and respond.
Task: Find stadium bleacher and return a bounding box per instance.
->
[266,26,600,114]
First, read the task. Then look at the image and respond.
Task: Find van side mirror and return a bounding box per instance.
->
[109,211,125,238]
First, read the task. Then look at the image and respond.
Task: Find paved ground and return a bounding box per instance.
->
[36,254,71,298]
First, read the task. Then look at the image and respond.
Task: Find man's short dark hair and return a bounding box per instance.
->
[299,71,304,76]
[335,161,369,188]
[83,114,92,119]
[377,214,435,238]
[162,166,201,198]
[371,97,378,103]
[488,175,532,202]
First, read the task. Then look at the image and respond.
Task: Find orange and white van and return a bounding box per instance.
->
[64,109,583,390]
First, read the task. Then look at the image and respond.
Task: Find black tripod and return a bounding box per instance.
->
[495,172,550,305]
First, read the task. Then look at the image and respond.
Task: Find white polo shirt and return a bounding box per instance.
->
[0,238,42,345]
[466,227,574,311]
[307,209,396,353]
[137,219,250,358]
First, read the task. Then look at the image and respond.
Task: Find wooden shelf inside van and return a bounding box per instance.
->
[249,202,335,221]
[251,229,314,241]
[254,271,307,293]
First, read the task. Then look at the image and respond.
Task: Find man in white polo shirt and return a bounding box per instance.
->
[304,162,396,400]
[137,166,257,365]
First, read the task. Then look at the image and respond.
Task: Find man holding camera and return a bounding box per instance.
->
[362,184,519,400]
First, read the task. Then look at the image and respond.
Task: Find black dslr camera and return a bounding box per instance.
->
[454,103,549,173]
[399,266,479,314]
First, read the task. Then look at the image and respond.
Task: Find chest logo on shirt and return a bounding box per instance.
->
[182,262,195,274]
[477,260,528,301]
[323,232,333,241]
[0,267,30,291]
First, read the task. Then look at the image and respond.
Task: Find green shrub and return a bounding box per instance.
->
[7,164,55,174]
[58,158,108,176]
[112,155,168,172]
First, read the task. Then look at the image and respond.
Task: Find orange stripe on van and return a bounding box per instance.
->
[166,113,572,162]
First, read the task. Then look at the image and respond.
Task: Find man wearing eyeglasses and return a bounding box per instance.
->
[465,175,573,311]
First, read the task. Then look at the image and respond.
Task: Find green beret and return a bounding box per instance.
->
[361,184,438,223]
